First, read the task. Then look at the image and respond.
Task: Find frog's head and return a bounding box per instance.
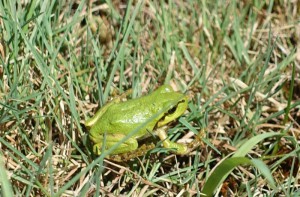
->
[153,85,188,127]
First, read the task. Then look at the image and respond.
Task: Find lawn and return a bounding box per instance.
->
[0,0,299,196]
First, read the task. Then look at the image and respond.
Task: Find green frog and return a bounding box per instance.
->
[85,85,199,159]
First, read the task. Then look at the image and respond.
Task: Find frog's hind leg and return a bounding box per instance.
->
[92,133,138,155]
[85,90,133,128]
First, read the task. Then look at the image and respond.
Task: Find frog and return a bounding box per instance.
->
[85,85,200,159]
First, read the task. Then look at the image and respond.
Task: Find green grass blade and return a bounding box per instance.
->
[233,132,285,157]
[201,157,276,197]
[201,157,251,197]
[0,154,14,197]
[251,159,276,189]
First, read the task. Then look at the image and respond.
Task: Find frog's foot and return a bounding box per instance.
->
[183,129,205,154]
[109,143,155,162]
[156,126,205,155]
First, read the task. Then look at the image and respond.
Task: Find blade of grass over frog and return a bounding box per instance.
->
[103,0,144,100]
[233,132,285,157]
[0,154,14,197]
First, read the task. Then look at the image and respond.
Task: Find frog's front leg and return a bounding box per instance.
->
[156,126,201,155]
[91,133,138,155]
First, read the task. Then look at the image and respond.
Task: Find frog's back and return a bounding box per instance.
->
[98,96,160,137]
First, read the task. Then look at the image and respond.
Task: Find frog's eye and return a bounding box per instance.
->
[167,106,177,115]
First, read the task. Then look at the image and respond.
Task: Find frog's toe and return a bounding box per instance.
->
[186,130,205,152]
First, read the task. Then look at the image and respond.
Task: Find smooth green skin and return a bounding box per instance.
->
[85,85,189,156]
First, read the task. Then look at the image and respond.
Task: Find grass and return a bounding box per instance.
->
[0,0,299,196]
